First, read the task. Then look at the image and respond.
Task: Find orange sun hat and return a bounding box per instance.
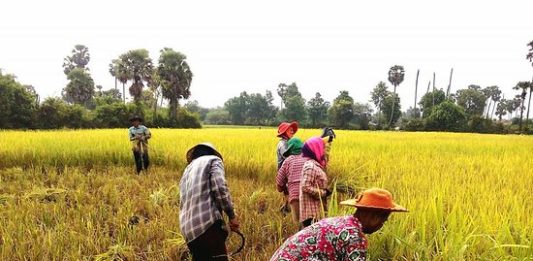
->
[277,121,299,137]
[340,188,407,212]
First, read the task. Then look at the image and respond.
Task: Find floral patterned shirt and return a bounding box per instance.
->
[270,215,368,261]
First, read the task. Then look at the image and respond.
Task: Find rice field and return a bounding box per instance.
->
[0,129,532,260]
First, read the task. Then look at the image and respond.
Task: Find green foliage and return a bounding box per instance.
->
[381,93,401,127]
[0,72,37,128]
[36,98,69,129]
[175,108,201,128]
[62,68,95,107]
[353,102,373,130]
[307,92,330,127]
[115,49,154,103]
[328,90,354,128]
[456,85,487,119]
[419,89,446,118]
[94,103,133,128]
[62,44,90,75]
[184,100,209,121]
[205,108,231,125]
[95,89,122,106]
[224,91,277,125]
[157,48,193,122]
[425,101,466,131]
[279,83,306,123]
[468,115,496,133]
[402,118,425,131]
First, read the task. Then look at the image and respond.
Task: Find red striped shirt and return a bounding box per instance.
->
[276,154,307,203]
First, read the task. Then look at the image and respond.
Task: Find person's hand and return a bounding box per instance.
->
[229,216,240,232]
[321,127,336,142]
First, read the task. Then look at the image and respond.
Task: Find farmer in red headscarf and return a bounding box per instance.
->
[276,121,299,214]
[276,121,299,170]
[270,188,407,261]
[298,136,332,228]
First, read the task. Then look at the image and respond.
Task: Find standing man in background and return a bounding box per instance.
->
[129,116,151,174]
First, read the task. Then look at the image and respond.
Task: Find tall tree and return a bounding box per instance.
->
[381,93,401,126]
[414,69,420,117]
[62,44,90,75]
[277,83,287,110]
[307,92,330,127]
[455,85,487,119]
[157,48,192,122]
[0,72,37,128]
[425,100,466,131]
[525,81,532,130]
[117,49,154,103]
[488,86,502,119]
[328,90,354,128]
[224,92,249,125]
[62,68,95,107]
[109,59,129,103]
[506,97,522,120]
[279,83,306,123]
[513,81,530,132]
[419,89,446,118]
[495,98,507,122]
[370,81,389,127]
[387,65,405,127]
[527,40,533,64]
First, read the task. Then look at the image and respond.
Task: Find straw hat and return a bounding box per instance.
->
[340,188,407,212]
[129,115,143,122]
[186,143,223,164]
[277,121,299,137]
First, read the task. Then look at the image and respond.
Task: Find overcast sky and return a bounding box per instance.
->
[1,0,532,109]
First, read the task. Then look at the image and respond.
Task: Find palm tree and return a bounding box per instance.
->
[513,81,530,132]
[119,49,153,103]
[495,98,507,122]
[525,81,533,130]
[109,59,129,103]
[63,44,90,75]
[387,65,405,127]
[527,40,533,64]
[487,86,501,119]
[157,48,193,123]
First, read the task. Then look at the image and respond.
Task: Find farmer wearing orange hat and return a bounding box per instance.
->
[270,188,407,261]
[276,121,299,214]
[276,121,299,169]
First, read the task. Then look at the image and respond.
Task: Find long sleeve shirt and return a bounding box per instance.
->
[276,154,307,202]
[270,215,368,261]
[179,155,235,242]
[299,159,328,222]
[277,139,288,170]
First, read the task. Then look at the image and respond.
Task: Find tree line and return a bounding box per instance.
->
[1,41,532,133]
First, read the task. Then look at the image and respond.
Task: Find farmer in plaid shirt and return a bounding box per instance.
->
[179,143,240,261]
[276,137,306,225]
[299,136,334,228]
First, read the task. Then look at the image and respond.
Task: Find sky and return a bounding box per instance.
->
[1,0,532,110]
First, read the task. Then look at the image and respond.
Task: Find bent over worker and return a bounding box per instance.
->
[276,137,306,225]
[270,188,408,261]
[179,143,240,261]
[128,116,151,174]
